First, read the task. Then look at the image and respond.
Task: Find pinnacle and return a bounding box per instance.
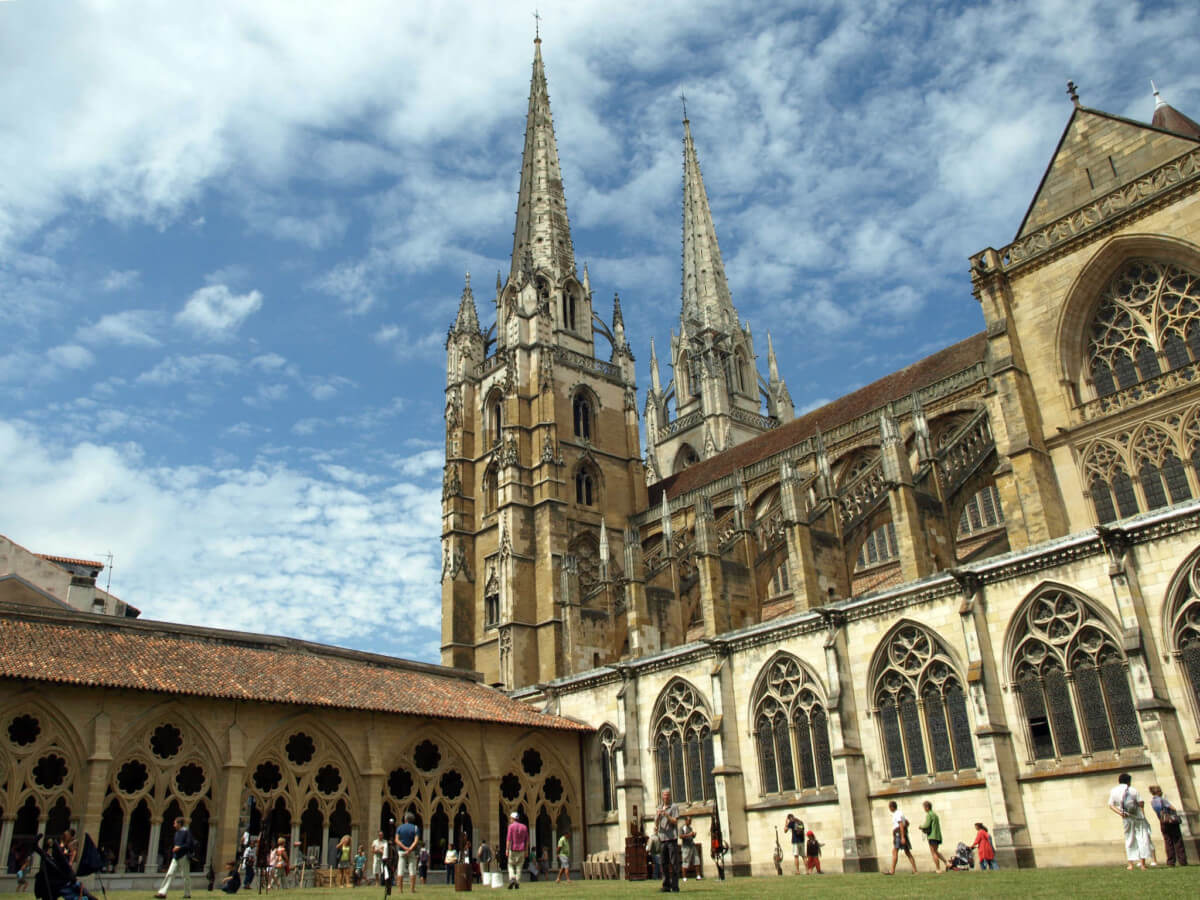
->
[680,116,736,334]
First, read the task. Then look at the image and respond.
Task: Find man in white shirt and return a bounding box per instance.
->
[371,831,388,885]
[1107,772,1155,869]
[886,801,917,875]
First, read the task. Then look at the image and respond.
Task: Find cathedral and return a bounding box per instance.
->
[440,39,1200,871]
[5,38,1200,883]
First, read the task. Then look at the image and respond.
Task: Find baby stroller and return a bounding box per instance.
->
[946,842,974,871]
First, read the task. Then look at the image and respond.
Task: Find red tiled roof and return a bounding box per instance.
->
[36,553,105,569]
[0,608,589,732]
[653,332,988,501]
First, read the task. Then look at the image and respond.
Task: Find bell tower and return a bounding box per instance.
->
[643,115,794,482]
[441,36,646,687]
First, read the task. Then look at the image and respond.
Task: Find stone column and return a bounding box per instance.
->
[694,497,728,636]
[614,667,647,841]
[707,643,749,876]
[972,252,1069,548]
[1097,530,1198,851]
[147,821,162,872]
[817,610,877,872]
[216,722,247,875]
[779,462,824,610]
[81,712,113,843]
[623,525,659,657]
[952,571,1035,868]
[880,409,936,582]
[0,818,14,875]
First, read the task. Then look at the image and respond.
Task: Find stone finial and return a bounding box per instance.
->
[1067,80,1080,107]
[649,338,663,394]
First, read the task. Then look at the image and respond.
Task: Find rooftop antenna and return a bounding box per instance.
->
[97,551,114,595]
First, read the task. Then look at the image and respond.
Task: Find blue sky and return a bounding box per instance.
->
[2,0,1198,663]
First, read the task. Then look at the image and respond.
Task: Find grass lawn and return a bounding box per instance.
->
[97,867,1197,900]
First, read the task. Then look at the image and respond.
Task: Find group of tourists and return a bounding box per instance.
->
[651,788,725,891]
[1107,773,1189,869]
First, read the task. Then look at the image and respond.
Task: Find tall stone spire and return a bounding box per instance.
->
[510,36,575,284]
[649,338,663,393]
[681,116,735,331]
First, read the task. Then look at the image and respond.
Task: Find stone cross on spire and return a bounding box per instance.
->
[509,36,575,285]
[680,116,736,333]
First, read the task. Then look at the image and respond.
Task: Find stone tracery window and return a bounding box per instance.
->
[1164,549,1200,730]
[1081,413,1197,523]
[597,726,618,813]
[651,680,716,804]
[871,624,976,779]
[1086,258,1200,397]
[855,520,899,571]
[1009,588,1141,760]
[751,655,834,795]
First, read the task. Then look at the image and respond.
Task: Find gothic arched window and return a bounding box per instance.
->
[1085,258,1200,398]
[957,484,1004,538]
[1009,588,1141,760]
[871,624,976,779]
[735,350,749,394]
[597,726,618,814]
[575,466,596,506]
[485,390,504,447]
[562,290,576,331]
[855,520,899,570]
[572,392,592,440]
[751,655,834,796]
[1083,441,1139,523]
[483,465,498,515]
[1165,548,1200,729]
[651,680,716,804]
[1131,425,1192,510]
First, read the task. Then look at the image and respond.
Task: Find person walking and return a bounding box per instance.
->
[505,811,528,890]
[784,814,804,874]
[154,817,195,899]
[1108,773,1155,869]
[1148,785,1188,866]
[656,789,680,893]
[919,801,949,873]
[335,834,352,886]
[554,832,570,883]
[477,839,493,882]
[971,824,996,871]
[885,801,917,875]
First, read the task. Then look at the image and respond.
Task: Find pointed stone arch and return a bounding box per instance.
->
[1162,544,1200,733]
[1003,583,1140,759]
[746,652,835,795]
[0,692,88,822]
[648,678,715,804]
[1055,233,1200,400]
[867,619,976,779]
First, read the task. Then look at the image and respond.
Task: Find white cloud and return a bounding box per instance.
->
[78,309,161,347]
[47,344,95,370]
[100,269,141,292]
[135,354,240,386]
[176,284,263,339]
[0,419,443,655]
[243,383,288,408]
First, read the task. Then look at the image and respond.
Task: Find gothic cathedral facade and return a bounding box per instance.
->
[443,40,1200,872]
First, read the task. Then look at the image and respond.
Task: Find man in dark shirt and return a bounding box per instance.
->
[154,817,194,899]
[220,861,241,894]
[395,813,420,893]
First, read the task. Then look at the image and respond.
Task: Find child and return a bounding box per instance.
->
[14,844,30,893]
[353,846,367,886]
[971,823,996,871]
[804,830,822,874]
